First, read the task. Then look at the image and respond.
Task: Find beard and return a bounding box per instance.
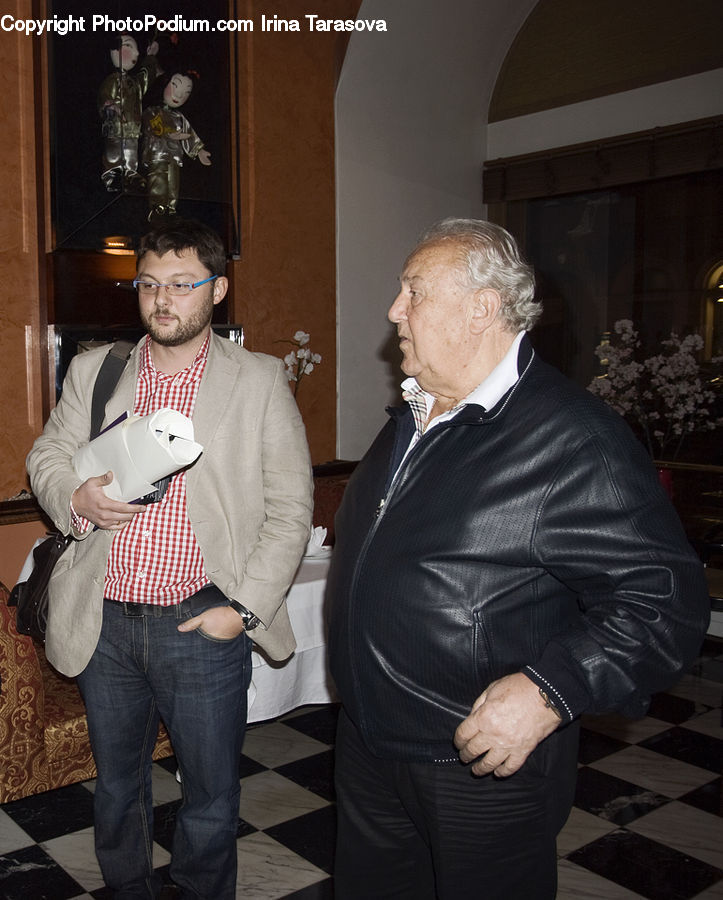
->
[141,290,215,347]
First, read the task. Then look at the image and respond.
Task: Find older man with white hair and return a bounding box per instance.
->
[327,218,709,899]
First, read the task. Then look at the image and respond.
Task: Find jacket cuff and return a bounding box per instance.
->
[523,642,593,722]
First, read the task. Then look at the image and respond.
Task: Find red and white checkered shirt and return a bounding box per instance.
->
[104,335,211,604]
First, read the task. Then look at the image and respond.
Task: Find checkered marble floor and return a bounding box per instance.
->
[0,638,721,899]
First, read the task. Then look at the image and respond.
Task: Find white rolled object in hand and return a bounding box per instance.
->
[72,408,203,502]
[305,526,329,557]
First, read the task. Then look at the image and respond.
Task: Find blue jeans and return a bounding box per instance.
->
[77,587,252,899]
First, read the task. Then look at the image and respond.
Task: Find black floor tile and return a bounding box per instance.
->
[690,657,723,684]
[638,725,723,772]
[647,692,710,725]
[265,805,337,875]
[699,636,723,657]
[1,783,95,842]
[568,828,723,900]
[283,705,340,745]
[235,815,257,839]
[238,752,270,779]
[677,776,723,817]
[577,726,630,764]
[574,766,670,825]
[154,755,178,777]
[0,844,85,900]
[284,877,334,899]
[275,749,336,802]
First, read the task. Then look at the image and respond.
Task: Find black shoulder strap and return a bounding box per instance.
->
[90,341,135,440]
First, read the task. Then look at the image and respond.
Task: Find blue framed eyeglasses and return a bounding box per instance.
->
[132,275,218,297]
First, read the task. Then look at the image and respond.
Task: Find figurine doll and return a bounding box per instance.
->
[98,34,160,191]
[141,71,211,221]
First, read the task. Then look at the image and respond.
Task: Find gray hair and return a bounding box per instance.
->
[409,218,542,332]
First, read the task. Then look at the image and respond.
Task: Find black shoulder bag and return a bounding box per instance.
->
[9,341,134,643]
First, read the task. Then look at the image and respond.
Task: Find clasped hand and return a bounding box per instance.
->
[72,471,144,531]
[453,672,561,777]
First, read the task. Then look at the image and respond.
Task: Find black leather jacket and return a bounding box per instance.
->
[327,338,709,763]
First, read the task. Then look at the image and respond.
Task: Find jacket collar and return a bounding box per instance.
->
[481,334,535,422]
[387,333,536,427]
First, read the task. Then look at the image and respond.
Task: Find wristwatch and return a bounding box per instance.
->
[228,599,261,631]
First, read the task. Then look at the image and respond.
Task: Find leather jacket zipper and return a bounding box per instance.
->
[346,415,485,744]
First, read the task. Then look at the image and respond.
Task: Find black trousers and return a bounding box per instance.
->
[334,709,579,900]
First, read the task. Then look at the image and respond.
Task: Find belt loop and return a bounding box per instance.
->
[121,603,145,618]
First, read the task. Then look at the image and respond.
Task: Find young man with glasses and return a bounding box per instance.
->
[27,219,313,899]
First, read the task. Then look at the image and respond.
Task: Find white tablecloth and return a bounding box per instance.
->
[18,544,336,722]
[247,556,336,722]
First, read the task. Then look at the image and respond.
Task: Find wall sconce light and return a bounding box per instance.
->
[102,235,134,256]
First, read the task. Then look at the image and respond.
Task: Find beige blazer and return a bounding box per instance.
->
[27,333,313,677]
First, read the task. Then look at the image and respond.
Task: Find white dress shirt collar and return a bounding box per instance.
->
[401,331,526,433]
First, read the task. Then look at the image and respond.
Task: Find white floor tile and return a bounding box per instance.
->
[556,806,617,856]
[150,764,184,805]
[556,859,647,899]
[666,674,723,709]
[240,770,329,830]
[242,722,329,768]
[589,745,717,798]
[41,827,103,892]
[627,801,723,869]
[42,827,171,893]
[0,808,34,854]
[236,832,328,899]
[691,877,723,898]
[680,708,723,740]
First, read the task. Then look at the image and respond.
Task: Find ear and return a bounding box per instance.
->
[468,289,501,335]
[212,276,229,306]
